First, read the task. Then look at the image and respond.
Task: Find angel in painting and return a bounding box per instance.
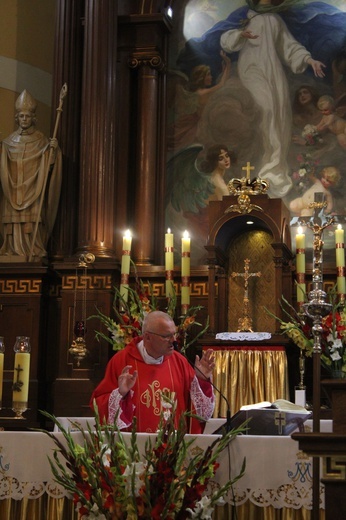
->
[166,143,236,253]
[167,51,231,152]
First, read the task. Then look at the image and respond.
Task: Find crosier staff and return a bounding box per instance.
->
[28,83,68,262]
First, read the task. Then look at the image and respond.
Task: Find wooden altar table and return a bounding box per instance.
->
[202,343,290,417]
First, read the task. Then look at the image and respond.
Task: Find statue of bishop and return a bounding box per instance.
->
[0,90,62,261]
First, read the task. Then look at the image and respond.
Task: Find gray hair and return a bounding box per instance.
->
[142,311,174,334]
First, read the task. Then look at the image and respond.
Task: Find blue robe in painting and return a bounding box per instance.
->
[177,1,346,84]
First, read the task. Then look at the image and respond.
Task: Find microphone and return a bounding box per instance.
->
[173,341,232,434]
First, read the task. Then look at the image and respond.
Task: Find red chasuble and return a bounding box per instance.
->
[90,337,213,433]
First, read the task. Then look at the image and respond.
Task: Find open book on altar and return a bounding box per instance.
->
[213,399,312,436]
[240,399,310,412]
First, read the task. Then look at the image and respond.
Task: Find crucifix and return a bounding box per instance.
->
[242,161,254,181]
[231,258,261,332]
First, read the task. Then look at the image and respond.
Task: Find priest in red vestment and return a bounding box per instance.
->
[90,311,215,433]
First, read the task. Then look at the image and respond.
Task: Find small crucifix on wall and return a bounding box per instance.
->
[231,258,261,332]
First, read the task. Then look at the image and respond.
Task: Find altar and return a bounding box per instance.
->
[0,424,329,520]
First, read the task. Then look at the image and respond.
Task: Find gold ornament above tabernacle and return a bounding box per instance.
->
[226,161,269,214]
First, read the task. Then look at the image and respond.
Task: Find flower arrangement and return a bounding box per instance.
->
[39,400,246,520]
[266,290,346,377]
[90,270,208,354]
[291,153,320,194]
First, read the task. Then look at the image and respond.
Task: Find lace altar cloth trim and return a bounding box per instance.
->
[207,481,325,510]
[0,479,70,500]
[215,332,272,341]
[0,479,324,508]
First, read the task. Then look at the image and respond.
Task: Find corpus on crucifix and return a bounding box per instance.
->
[231,258,261,332]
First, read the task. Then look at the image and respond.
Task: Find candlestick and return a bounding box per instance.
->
[0,337,4,409]
[296,227,306,304]
[120,229,132,302]
[335,224,345,299]
[12,336,31,419]
[165,228,174,298]
[181,230,190,313]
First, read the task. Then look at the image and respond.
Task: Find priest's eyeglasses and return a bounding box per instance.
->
[147,331,177,341]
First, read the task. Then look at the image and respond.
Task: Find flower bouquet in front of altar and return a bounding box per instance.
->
[39,398,246,520]
[266,288,346,378]
[89,267,209,354]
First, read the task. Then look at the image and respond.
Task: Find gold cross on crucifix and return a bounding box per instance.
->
[231,258,261,332]
[231,258,261,298]
[242,161,254,181]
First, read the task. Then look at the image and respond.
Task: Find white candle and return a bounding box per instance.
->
[120,230,132,302]
[335,224,345,297]
[296,227,306,304]
[165,228,174,298]
[12,337,31,404]
[0,337,4,404]
[181,231,190,312]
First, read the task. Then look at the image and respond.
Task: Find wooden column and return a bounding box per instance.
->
[120,13,172,265]
[77,0,118,258]
[50,0,84,259]
[130,55,162,265]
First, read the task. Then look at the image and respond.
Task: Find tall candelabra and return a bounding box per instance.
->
[300,198,334,520]
[301,204,334,429]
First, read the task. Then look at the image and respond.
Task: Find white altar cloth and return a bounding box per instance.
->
[0,429,326,509]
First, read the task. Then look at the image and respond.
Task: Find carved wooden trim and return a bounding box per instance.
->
[128,52,165,71]
[324,456,346,480]
[0,279,42,294]
[62,275,112,290]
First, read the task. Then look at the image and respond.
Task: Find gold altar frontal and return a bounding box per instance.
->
[202,340,290,417]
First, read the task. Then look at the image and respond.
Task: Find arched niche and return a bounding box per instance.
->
[204,195,294,334]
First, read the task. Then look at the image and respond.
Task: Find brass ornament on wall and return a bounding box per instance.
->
[68,253,95,367]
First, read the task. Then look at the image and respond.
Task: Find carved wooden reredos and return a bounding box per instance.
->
[205,195,294,334]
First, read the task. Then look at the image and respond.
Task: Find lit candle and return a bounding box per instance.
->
[120,230,132,302]
[181,230,190,313]
[165,228,174,298]
[12,336,31,405]
[0,337,4,405]
[296,227,306,304]
[335,224,345,298]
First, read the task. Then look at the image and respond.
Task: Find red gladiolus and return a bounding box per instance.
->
[76,482,92,502]
[103,491,115,510]
[151,497,166,520]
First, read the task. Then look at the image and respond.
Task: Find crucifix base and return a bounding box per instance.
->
[237,315,253,333]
